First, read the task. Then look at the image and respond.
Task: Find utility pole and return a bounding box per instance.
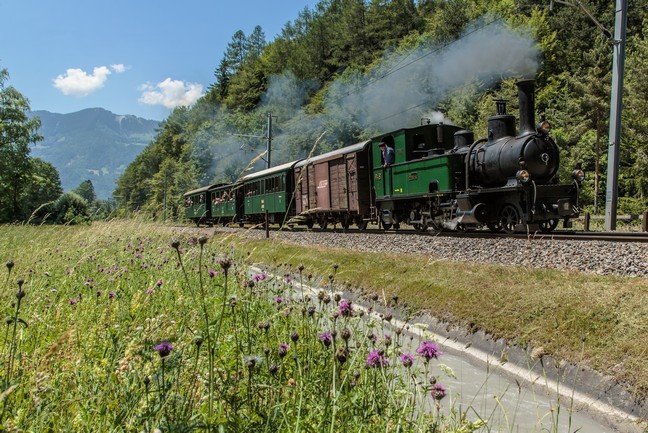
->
[266,112,272,169]
[550,0,627,231]
[163,170,167,222]
[604,0,628,231]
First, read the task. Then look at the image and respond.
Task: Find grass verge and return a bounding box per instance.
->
[214,229,648,402]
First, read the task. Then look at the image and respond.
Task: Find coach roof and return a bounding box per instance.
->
[240,160,299,182]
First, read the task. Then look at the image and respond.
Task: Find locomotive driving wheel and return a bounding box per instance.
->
[499,205,521,234]
[539,218,559,233]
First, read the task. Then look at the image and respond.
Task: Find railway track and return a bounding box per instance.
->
[212,224,648,243]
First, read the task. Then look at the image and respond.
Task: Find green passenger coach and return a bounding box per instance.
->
[240,161,298,225]
[208,183,242,225]
[183,185,211,226]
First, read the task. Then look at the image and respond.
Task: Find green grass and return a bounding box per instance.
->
[215,229,648,402]
[0,221,488,432]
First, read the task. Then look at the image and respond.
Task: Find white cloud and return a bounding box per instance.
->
[52,66,111,96]
[110,64,127,73]
[138,78,204,109]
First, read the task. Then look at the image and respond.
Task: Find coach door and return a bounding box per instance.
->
[346,155,358,211]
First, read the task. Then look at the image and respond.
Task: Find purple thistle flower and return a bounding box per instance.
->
[68,298,78,306]
[399,353,415,368]
[285,275,293,284]
[366,349,389,368]
[338,299,353,317]
[146,287,154,295]
[319,331,333,348]
[208,269,218,278]
[278,342,290,358]
[154,341,173,358]
[416,341,442,361]
[253,272,267,282]
[108,291,116,299]
[156,279,163,287]
[431,383,446,400]
[274,296,284,305]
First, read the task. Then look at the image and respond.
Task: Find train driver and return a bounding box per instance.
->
[379,142,395,167]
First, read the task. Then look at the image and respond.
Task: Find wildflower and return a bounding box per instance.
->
[68,298,78,305]
[307,306,316,317]
[298,264,304,272]
[287,378,296,387]
[187,237,198,246]
[334,293,341,303]
[108,291,117,299]
[154,341,173,358]
[384,334,392,347]
[384,313,393,322]
[367,332,377,344]
[257,321,270,332]
[198,235,209,246]
[229,296,237,307]
[17,279,24,289]
[416,341,442,361]
[146,287,154,295]
[245,355,262,370]
[338,299,353,317]
[290,331,299,343]
[269,363,278,375]
[143,376,150,386]
[322,295,331,305]
[6,260,14,271]
[336,347,348,364]
[431,383,446,400]
[275,296,284,305]
[96,290,102,297]
[333,264,339,271]
[218,257,232,275]
[285,275,293,284]
[399,353,414,368]
[170,239,180,250]
[208,269,218,278]
[252,272,267,282]
[319,331,333,348]
[156,279,163,287]
[278,343,290,358]
[366,349,389,368]
[341,328,351,341]
[194,337,203,348]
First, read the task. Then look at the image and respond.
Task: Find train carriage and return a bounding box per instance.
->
[183,185,212,226]
[292,140,373,229]
[240,161,297,225]
[208,183,243,226]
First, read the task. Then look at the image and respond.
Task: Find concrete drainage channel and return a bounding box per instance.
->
[250,265,645,433]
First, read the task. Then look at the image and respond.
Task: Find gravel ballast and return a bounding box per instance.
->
[218,228,648,277]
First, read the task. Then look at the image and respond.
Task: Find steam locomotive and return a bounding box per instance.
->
[184,79,583,233]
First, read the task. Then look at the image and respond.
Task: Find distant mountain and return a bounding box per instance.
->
[29,108,159,199]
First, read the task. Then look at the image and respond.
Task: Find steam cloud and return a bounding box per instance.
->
[196,19,539,184]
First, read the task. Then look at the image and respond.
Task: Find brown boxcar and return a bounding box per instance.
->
[292,140,372,229]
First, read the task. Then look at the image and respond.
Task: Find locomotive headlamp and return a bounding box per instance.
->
[537,120,551,134]
[572,169,585,183]
[516,170,531,183]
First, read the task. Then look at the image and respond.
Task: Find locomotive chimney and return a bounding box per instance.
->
[517,79,536,135]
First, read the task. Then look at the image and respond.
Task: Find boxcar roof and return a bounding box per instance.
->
[183,184,214,196]
[295,140,370,168]
[240,160,299,182]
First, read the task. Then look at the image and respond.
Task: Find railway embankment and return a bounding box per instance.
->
[213,227,648,425]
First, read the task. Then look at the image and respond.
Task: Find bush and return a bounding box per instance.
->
[51,192,90,225]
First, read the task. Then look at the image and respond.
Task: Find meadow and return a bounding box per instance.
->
[0,221,483,432]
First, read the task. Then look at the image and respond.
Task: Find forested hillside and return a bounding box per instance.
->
[115,0,648,219]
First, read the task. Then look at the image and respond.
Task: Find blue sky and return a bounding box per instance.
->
[0,0,318,120]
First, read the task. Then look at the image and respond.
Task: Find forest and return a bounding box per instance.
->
[114,0,648,219]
